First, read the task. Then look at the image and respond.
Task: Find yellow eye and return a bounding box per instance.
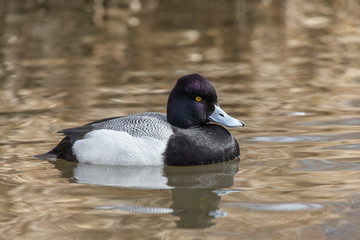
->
[195,96,202,102]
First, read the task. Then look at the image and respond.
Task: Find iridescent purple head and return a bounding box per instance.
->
[167,74,244,129]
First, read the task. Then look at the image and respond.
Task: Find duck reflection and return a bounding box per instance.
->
[165,161,240,228]
[51,159,240,229]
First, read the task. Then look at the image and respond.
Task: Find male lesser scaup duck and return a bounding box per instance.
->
[36,74,244,166]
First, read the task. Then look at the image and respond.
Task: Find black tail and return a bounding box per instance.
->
[34,136,78,162]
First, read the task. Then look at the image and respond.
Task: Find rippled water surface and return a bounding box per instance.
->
[1,1,360,239]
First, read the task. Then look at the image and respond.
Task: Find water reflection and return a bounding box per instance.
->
[51,158,240,229]
[74,164,169,189]
[165,160,240,228]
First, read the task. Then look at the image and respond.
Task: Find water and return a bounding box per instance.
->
[1,1,360,239]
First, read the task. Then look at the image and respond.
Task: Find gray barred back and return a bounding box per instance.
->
[92,112,173,140]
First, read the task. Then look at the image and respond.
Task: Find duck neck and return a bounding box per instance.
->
[167,97,193,128]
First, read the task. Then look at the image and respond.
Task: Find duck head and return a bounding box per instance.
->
[167,74,245,129]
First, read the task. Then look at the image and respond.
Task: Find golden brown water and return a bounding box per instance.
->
[1,1,360,239]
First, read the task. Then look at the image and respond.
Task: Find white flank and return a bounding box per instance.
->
[72,129,168,166]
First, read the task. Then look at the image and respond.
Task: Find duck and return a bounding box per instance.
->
[36,74,244,166]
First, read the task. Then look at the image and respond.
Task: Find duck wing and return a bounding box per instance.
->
[59,112,171,143]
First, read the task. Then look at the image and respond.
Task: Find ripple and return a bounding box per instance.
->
[94,205,173,214]
[277,112,312,116]
[325,144,360,150]
[296,158,360,171]
[0,108,55,116]
[224,202,324,212]
[346,99,360,107]
[301,118,360,126]
[213,189,243,196]
[246,135,324,143]
[209,209,227,218]
[245,132,360,143]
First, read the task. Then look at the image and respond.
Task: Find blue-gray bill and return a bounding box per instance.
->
[208,104,245,128]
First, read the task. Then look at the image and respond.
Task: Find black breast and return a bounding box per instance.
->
[164,124,240,166]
